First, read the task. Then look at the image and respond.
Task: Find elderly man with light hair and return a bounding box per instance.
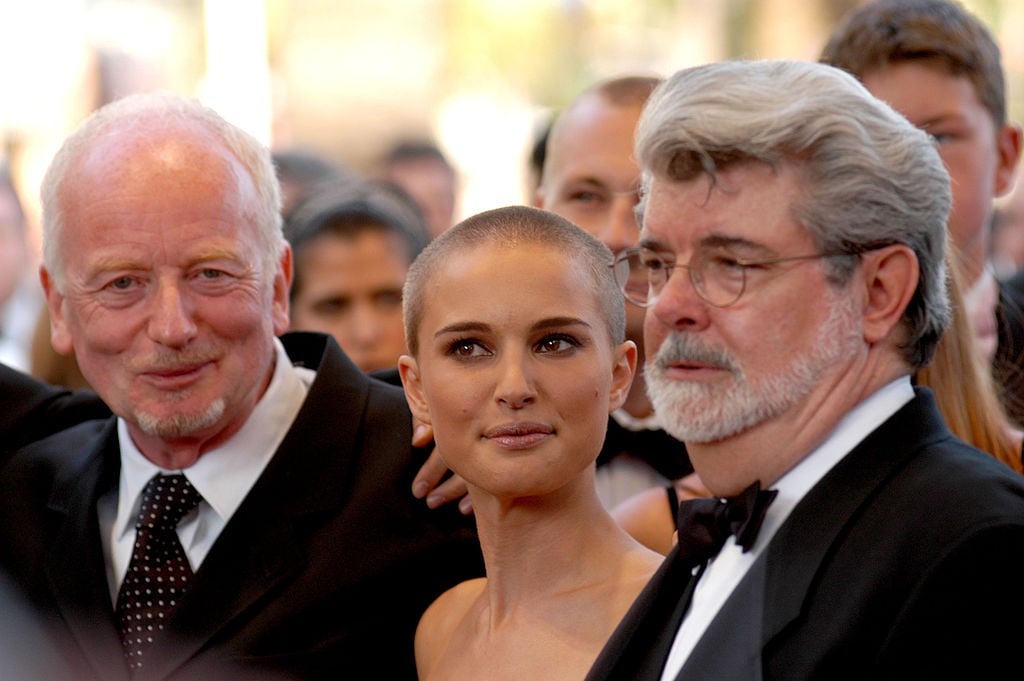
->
[0,92,481,680]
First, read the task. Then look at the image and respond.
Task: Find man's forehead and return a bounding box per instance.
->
[640,168,804,243]
[550,97,641,155]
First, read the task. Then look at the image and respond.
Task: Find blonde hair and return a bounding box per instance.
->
[917,251,1022,472]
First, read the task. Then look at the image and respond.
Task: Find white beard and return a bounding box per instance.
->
[646,289,861,443]
[134,397,227,439]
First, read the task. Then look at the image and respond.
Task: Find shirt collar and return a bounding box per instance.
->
[611,407,663,432]
[751,375,915,551]
[113,337,313,540]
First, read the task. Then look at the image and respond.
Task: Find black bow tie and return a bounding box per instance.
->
[676,481,778,562]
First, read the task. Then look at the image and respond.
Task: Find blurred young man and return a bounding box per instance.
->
[287,180,429,373]
[821,0,1024,419]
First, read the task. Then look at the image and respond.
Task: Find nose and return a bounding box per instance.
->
[495,350,537,409]
[648,263,710,333]
[147,280,198,348]
[598,195,641,253]
[348,302,383,347]
[335,302,385,371]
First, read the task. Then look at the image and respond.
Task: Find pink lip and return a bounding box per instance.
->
[140,362,212,386]
[483,422,554,450]
[663,361,725,379]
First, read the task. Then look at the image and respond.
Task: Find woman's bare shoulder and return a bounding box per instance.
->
[415,578,487,676]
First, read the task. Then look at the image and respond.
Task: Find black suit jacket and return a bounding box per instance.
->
[586,388,1024,681]
[996,274,1024,424]
[0,332,484,681]
[0,363,110,453]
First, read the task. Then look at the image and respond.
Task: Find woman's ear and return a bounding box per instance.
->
[398,355,432,425]
[608,340,638,412]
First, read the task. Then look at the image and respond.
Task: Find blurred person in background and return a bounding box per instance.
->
[991,173,1024,280]
[286,179,430,373]
[380,140,458,239]
[272,147,354,217]
[0,169,42,372]
[525,114,553,199]
[821,0,1024,419]
[917,246,1023,470]
[537,75,694,509]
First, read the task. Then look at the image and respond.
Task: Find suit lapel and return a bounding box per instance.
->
[760,389,949,645]
[675,389,951,679]
[585,389,951,681]
[45,420,131,681]
[673,559,766,680]
[138,518,306,681]
[137,334,372,680]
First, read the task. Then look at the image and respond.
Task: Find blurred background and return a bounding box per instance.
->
[1,0,1022,257]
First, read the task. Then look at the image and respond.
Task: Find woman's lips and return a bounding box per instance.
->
[484,422,554,450]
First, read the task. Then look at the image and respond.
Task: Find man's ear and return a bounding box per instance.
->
[533,185,546,209]
[40,267,74,355]
[272,242,293,336]
[608,340,638,412]
[860,244,919,345]
[398,355,432,425]
[994,122,1022,197]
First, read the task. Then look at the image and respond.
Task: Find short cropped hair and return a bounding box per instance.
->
[403,205,624,356]
[383,140,454,175]
[591,75,662,109]
[542,75,661,187]
[820,0,1007,127]
[41,92,283,290]
[285,179,431,301]
[636,60,951,368]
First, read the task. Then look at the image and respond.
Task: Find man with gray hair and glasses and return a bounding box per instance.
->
[586,59,1024,681]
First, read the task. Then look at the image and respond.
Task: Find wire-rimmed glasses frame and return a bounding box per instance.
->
[610,244,882,308]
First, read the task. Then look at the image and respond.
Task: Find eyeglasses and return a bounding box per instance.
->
[610,245,877,308]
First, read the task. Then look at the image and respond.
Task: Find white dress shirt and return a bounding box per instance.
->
[98,338,315,603]
[659,377,915,680]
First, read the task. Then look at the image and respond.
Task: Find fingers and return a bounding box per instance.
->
[427,474,472,514]
[410,423,473,515]
[412,446,446,500]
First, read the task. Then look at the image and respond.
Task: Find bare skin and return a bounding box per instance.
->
[611,471,710,555]
[641,165,918,497]
[401,240,663,679]
[415,479,660,680]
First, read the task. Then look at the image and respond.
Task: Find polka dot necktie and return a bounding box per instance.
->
[115,474,203,673]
